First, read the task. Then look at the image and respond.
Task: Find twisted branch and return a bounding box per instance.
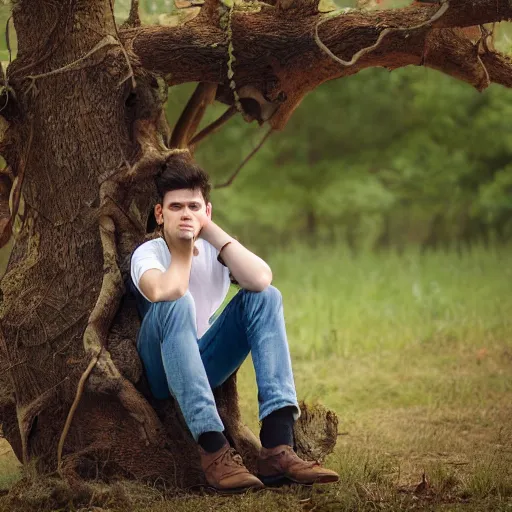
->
[190,105,237,148]
[170,83,218,149]
[314,0,450,68]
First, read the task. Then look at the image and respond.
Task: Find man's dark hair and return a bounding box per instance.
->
[155,152,211,203]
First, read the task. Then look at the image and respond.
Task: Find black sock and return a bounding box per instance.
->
[260,406,296,449]
[198,431,228,453]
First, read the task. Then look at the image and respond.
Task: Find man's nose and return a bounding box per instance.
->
[181,208,192,218]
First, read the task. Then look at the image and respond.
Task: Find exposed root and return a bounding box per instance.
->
[169,83,217,149]
[56,208,167,475]
[57,215,123,470]
[57,353,99,473]
[314,0,450,68]
[83,216,124,353]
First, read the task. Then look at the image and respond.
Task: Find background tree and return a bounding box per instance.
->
[0,0,511,486]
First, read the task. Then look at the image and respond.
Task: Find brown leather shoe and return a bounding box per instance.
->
[200,443,264,492]
[257,445,339,485]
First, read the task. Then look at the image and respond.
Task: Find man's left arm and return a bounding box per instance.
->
[200,221,272,292]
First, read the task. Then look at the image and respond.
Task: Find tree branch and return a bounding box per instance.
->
[214,128,272,189]
[314,0,449,68]
[431,0,512,29]
[121,0,141,29]
[189,105,237,148]
[122,0,512,129]
[170,82,217,148]
[481,50,512,88]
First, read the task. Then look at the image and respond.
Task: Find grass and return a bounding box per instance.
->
[0,442,19,491]
[232,243,512,510]
[1,243,511,511]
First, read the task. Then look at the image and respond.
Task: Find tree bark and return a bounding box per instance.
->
[0,0,180,482]
[0,0,510,485]
[0,0,337,485]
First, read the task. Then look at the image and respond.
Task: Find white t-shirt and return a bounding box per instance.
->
[130,237,231,338]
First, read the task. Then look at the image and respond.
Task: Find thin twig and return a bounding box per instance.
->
[315,0,450,68]
[214,128,272,189]
[189,105,237,147]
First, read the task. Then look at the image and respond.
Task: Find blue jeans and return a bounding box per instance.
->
[134,284,299,441]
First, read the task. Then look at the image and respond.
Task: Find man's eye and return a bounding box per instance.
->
[190,204,200,210]
[170,205,181,211]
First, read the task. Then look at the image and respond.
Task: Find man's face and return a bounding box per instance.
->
[154,188,211,241]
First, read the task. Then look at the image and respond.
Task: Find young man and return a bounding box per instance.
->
[129,153,339,491]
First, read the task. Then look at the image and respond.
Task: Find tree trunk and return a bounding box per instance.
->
[1,0,512,486]
[0,0,336,485]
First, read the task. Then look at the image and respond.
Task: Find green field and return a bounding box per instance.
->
[1,244,511,511]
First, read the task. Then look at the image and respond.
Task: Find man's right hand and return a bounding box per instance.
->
[166,234,195,259]
[139,235,195,302]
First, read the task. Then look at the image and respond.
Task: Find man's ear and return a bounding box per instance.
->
[154,203,163,225]
[206,202,212,220]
